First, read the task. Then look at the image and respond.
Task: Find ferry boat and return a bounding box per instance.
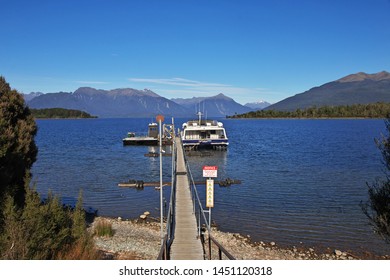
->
[181,112,228,150]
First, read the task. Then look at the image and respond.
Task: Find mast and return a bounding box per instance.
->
[196,111,203,125]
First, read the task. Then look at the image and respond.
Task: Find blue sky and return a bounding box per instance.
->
[1,0,390,104]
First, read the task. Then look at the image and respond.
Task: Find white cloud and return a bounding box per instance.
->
[128,77,230,88]
[127,77,277,104]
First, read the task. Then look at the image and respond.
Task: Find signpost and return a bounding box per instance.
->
[203,166,217,230]
[203,165,218,178]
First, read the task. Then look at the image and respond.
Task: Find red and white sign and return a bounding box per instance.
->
[203,166,218,178]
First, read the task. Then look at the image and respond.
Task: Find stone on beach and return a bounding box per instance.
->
[91,217,380,260]
[334,249,343,256]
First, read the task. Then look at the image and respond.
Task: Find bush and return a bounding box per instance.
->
[362,118,390,244]
[361,180,390,244]
[0,185,99,259]
[94,219,114,237]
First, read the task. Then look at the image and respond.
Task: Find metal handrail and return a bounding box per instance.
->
[209,234,236,260]
[157,234,169,260]
[183,144,236,260]
[158,136,235,260]
[157,138,177,260]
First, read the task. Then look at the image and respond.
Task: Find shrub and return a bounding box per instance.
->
[362,118,390,244]
[94,220,114,237]
[0,186,99,259]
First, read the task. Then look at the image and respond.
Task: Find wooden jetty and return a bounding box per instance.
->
[118,178,241,188]
[170,137,204,260]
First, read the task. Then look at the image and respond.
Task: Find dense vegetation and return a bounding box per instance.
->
[1,188,98,259]
[0,77,98,259]
[361,118,390,244]
[230,102,390,119]
[30,108,97,119]
[0,77,37,209]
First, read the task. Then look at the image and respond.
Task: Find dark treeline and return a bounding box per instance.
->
[30,108,97,119]
[230,103,390,119]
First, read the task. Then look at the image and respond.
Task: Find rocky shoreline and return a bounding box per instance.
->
[91,216,389,260]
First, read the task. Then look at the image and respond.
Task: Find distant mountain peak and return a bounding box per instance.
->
[248,99,269,104]
[172,93,232,103]
[244,100,272,110]
[209,93,232,100]
[73,87,102,95]
[171,93,251,116]
[22,92,43,101]
[265,70,390,112]
[72,87,160,98]
[337,71,390,83]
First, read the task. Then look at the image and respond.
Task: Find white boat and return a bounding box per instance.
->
[181,112,228,149]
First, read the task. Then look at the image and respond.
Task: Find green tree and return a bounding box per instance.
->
[72,190,87,240]
[0,76,38,209]
[361,118,390,244]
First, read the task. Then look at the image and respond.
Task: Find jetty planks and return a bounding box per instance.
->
[170,137,204,260]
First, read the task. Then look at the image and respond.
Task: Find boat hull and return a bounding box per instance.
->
[182,139,229,149]
[123,137,158,146]
[123,137,173,146]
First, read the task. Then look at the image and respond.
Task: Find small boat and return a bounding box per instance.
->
[181,112,228,150]
[122,123,159,145]
[123,122,174,146]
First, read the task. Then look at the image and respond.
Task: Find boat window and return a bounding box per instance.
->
[184,130,200,140]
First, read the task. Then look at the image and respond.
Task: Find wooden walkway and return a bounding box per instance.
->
[170,137,204,260]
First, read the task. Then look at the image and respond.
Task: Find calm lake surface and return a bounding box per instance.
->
[32,118,390,255]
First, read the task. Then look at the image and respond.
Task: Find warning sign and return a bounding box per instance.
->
[206,179,214,208]
[203,166,218,178]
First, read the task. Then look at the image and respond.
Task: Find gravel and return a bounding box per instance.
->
[91,217,389,260]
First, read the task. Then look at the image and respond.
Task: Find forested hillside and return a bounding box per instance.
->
[230,103,390,119]
[30,108,97,119]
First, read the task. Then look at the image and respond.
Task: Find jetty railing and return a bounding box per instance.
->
[183,145,236,260]
[158,136,234,260]
[157,138,177,260]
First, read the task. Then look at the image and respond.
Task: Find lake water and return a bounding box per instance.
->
[31,118,390,256]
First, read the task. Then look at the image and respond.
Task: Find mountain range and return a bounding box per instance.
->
[24,71,390,117]
[171,93,252,117]
[25,87,254,118]
[266,71,390,111]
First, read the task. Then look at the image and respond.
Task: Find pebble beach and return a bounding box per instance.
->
[91,217,389,260]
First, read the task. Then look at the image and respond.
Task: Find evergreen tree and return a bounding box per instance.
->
[0,76,38,209]
[72,190,87,240]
